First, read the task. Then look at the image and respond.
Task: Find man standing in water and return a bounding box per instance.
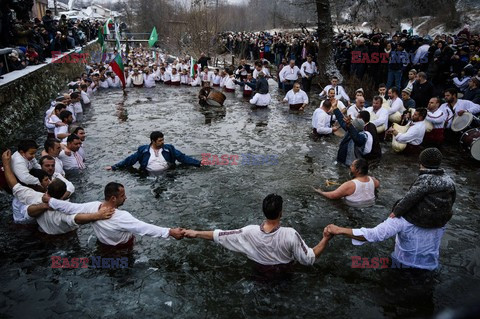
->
[184,194,332,267]
[106,131,206,173]
[313,159,379,208]
[324,148,455,270]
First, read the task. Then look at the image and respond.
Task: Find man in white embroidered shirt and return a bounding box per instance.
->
[391,108,427,155]
[59,134,86,171]
[283,82,308,111]
[319,76,350,103]
[312,100,338,136]
[46,182,185,246]
[184,194,331,269]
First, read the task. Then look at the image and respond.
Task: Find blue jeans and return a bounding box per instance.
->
[387,69,402,91]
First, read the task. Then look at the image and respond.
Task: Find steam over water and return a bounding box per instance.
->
[1,83,479,317]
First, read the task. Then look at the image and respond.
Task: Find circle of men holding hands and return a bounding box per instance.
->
[4,41,480,274]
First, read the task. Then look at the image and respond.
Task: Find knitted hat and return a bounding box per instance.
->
[352,118,365,131]
[419,148,443,169]
[402,87,412,95]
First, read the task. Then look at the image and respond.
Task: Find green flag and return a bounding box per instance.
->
[148,27,158,48]
[97,27,104,48]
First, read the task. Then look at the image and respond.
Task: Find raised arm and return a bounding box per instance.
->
[184,230,214,240]
[312,181,355,200]
[1,150,18,189]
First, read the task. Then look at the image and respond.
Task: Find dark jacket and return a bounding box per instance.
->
[411,80,435,109]
[255,77,269,94]
[111,144,201,171]
[392,168,456,228]
[463,87,480,104]
[334,109,367,166]
[363,122,381,162]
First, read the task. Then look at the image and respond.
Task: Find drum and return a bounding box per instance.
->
[425,120,433,133]
[392,123,409,153]
[206,90,226,107]
[460,128,480,161]
[388,112,402,124]
[451,113,480,132]
[369,111,385,133]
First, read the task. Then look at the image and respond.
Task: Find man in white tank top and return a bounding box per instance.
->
[313,159,379,207]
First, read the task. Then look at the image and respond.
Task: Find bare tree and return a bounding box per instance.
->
[315,0,340,81]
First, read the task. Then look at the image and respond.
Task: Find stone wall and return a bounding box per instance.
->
[0,43,100,150]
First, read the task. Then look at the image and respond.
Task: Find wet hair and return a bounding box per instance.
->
[39,155,55,166]
[262,194,283,220]
[416,108,427,120]
[444,88,458,97]
[30,168,49,182]
[70,92,80,99]
[104,182,124,200]
[328,87,335,93]
[358,110,370,123]
[353,158,369,175]
[72,126,84,135]
[378,83,386,88]
[80,83,88,90]
[48,179,67,199]
[322,100,332,110]
[373,95,383,103]
[18,139,38,152]
[150,131,164,142]
[44,139,60,152]
[431,97,442,105]
[331,76,339,80]
[59,110,72,122]
[66,134,80,144]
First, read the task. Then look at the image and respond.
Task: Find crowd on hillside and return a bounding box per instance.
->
[0,9,103,76]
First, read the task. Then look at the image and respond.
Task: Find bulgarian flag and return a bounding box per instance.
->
[109,54,126,90]
[190,57,196,78]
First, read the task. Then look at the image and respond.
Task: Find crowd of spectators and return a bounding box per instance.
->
[1,9,102,76]
[218,28,480,97]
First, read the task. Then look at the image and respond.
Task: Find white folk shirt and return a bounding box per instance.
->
[81,90,90,104]
[48,199,171,245]
[224,76,236,90]
[347,105,364,119]
[252,67,271,80]
[11,151,41,186]
[279,65,300,82]
[249,93,271,106]
[213,224,316,266]
[319,85,350,101]
[300,61,317,77]
[190,75,201,87]
[170,73,181,83]
[99,79,109,89]
[54,124,69,145]
[54,156,65,175]
[396,120,426,145]
[73,101,83,115]
[450,99,480,115]
[352,217,445,270]
[66,104,76,123]
[212,75,222,85]
[366,107,389,130]
[144,74,156,88]
[147,147,169,172]
[312,108,333,135]
[12,184,78,234]
[59,150,86,170]
[44,107,55,133]
[52,172,75,194]
[389,97,405,115]
[107,76,121,88]
[283,89,309,105]
[427,108,447,129]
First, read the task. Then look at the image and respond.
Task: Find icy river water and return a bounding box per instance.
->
[1,82,479,318]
